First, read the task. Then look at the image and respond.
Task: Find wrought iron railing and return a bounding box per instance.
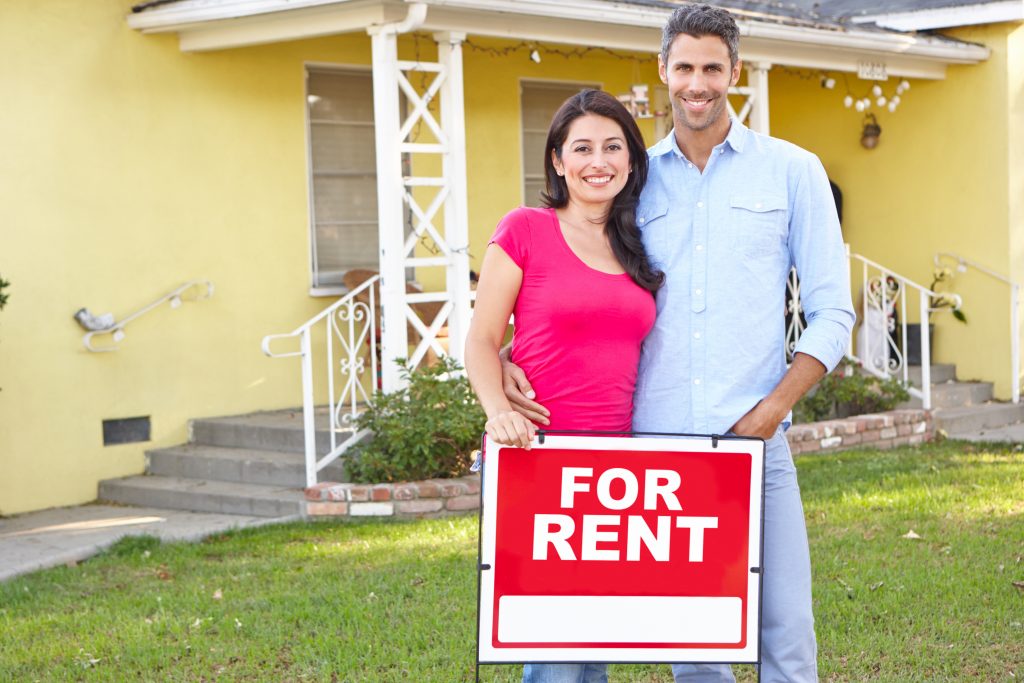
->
[785,266,805,363]
[262,276,379,487]
[846,252,968,410]
[934,252,1021,404]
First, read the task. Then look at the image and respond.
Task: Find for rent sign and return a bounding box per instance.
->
[477,434,764,664]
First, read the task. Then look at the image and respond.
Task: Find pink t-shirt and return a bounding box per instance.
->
[490,206,656,433]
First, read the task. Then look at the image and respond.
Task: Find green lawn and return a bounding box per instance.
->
[1,441,1021,682]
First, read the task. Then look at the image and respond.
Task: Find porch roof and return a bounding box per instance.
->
[126,0,990,78]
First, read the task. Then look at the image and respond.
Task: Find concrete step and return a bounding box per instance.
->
[902,381,994,410]
[146,444,347,488]
[98,475,307,518]
[932,402,1024,435]
[191,408,352,454]
[907,364,957,385]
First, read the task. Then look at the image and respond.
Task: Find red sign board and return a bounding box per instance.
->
[477,434,764,664]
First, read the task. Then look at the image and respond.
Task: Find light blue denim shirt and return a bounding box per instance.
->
[633,121,855,435]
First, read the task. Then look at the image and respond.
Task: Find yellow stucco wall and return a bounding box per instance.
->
[770,23,1018,396]
[0,2,380,514]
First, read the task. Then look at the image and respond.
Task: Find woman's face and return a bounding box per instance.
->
[551,113,631,211]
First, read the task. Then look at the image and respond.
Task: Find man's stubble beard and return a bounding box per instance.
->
[671,95,729,133]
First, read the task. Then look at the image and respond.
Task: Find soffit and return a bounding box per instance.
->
[126,0,990,78]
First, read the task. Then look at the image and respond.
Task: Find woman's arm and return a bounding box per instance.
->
[464,244,537,449]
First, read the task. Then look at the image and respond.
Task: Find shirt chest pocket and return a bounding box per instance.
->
[637,200,671,265]
[729,194,788,257]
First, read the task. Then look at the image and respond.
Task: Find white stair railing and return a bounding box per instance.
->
[262,276,379,487]
[78,280,214,352]
[935,252,1021,404]
[846,252,966,410]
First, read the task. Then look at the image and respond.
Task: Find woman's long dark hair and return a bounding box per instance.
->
[541,89,664,293]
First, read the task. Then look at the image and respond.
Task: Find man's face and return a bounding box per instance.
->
[658,34,741,133]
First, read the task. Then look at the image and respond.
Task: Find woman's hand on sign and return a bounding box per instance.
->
[485,410,537,450]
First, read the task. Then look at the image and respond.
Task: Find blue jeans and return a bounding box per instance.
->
[522,663,607,683]
[672,429,818,683]
[521,430,818,683]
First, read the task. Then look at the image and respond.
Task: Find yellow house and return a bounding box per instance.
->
[1,0,1021,516]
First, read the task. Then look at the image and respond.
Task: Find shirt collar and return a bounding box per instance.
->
[648,118,749,158]
[723,119,748,153]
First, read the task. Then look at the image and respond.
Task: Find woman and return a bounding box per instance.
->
[464,89,663,683]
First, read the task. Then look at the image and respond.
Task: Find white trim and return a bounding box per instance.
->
[435,31,473,361]
[177,3,402,51]
[126,0,989,77]
[308,286,348,297]
[851,0,1024,31]
[746,62,771,135]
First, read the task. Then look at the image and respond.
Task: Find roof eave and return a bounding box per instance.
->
[125,0,990,78]
[850,0,1024,31]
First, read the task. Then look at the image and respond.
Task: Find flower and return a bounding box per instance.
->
[929,268,967,323]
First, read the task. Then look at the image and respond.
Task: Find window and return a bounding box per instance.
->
[519,80,598,207]
[306,67,378,290]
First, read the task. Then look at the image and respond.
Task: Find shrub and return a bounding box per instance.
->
[0,275,9,311]
[346,356,485,483]
[794,359,910,423]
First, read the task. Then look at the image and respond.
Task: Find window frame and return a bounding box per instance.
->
[304,62,376,297]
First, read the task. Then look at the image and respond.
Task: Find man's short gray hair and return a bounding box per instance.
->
[661,4,740,67]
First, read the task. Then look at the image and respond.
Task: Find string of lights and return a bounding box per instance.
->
[462,38,657,65]
[774,65,911,114]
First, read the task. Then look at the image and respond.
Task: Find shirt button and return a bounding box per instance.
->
[693,378,702,385]
[695,244,704,251]
[719,149,724,154]
[638,217,645,225]
[693,332,701,339]
[755,202,763,209]
[697,201,704,208]
[695,288,703,296]
[688,163,694,169]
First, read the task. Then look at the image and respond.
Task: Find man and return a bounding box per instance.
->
[502,5,854,682]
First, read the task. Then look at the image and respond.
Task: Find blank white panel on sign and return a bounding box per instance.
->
[498,595,742,644]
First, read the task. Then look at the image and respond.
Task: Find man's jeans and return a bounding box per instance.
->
[521,429,818,683]
[522,663,607,683]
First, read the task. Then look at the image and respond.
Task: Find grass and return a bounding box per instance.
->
[0,441,1021,682]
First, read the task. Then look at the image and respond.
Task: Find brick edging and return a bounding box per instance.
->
[305,409,933,517]
[787,408,933,455]
[304,475,480,518]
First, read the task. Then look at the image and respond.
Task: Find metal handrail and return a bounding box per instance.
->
[846,251,967,411]
[935,252,1021,403]
[262,275,380,488]
[261,275,379,358]
[81,280,214,352]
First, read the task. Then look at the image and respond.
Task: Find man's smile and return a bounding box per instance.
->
[682,95,714,112]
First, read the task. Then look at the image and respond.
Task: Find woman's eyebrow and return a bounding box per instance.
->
[568,137,624,145]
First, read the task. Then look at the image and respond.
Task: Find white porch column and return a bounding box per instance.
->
[746,61,772,135]
[435,31,472,362]
[369,27,409,393]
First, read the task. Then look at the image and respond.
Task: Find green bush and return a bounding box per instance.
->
[0,275,9,311]
[346,356,485,483]
[794,359,910,423]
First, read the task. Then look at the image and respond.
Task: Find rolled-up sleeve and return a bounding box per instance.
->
[788,154,855,372]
